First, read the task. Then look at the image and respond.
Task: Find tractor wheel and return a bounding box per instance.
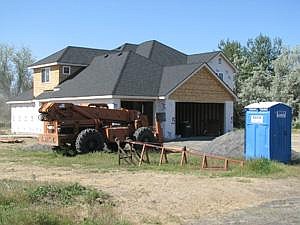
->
[75,129,104,154]
[134,127,156,143]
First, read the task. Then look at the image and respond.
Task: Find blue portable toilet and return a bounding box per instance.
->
[244,102,292,163]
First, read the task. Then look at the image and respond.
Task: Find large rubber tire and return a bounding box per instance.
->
[133,127,156,143]
[75,129,104,154]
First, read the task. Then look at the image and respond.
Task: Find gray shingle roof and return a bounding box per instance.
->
[136,40,187,66]
[187,51,220,64]
[36,51,163,99]
[113,51,162,96]
[28,40,236,101]
[115,43,138,52]
[30,46,114,67]
[159,63,202,95]
[8,89,34,102]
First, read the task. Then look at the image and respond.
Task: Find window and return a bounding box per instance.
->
[218,58,222,64]
[41,68,50,83]
[62,66,71,75]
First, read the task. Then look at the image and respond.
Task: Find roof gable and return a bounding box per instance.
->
[169,65,236,102]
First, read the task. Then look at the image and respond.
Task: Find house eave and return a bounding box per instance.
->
[37,95,166,102]
[28,62,88,69]
[6,100,35,104]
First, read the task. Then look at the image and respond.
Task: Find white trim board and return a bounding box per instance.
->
[28,62,88,69]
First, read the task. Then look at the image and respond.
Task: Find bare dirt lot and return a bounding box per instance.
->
[0,131,299,225]
[1,162,300,225]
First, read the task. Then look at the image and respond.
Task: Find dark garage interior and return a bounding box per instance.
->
[175,102,224,137]
[121,101,154,125]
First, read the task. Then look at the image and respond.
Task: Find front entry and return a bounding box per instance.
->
[175,102,224,136]
[121,101,154,125]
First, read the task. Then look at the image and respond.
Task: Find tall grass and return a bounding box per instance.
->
[0,180,131,225]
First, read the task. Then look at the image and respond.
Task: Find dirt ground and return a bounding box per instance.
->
[1,162,300,225]
[0,132,299,225]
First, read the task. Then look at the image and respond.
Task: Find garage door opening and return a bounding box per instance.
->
[176,102,224,137]
[121,101,154,125]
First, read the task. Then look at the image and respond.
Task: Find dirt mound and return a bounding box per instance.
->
[201,129,300,161]
[202,130,244,159]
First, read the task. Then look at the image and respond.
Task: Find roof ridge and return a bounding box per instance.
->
[162,62,203,69]
[112,51,132,95]
[57,46,70,62]
[152,40,187,56]
[147,40,155,58]
[189,50,221,56]
[125,49,163,67]
[66,46,110,51]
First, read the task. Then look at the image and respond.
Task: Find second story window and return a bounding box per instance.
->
[62,66,71,75]
[41,68,50,83]
[218,58,222,64]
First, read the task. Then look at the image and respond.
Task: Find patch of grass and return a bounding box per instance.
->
[1,142,300,178]
[142,216,162,225]
[0,180,131,225]
[28,183,109,205]
[218,158,298,178]
[246,158,283,175]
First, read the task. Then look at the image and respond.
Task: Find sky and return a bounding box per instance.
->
[0,0,299,60]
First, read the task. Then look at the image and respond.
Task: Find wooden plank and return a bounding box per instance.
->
[0,138,23,143]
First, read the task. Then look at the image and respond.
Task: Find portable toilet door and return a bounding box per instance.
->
[244,102,292,163]
[269,104,292,163]
[245,105,271,160]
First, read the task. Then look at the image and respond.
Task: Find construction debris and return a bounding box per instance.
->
[0,138,24,143]
[117,140,244,171]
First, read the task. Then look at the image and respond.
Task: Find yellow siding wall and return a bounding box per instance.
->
[169,67,234,103]
[33,65,60,97]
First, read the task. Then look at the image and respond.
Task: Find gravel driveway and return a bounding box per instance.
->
[189,197,300,225]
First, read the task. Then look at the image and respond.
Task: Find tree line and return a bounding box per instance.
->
[0,44,35,122]
[218,34,300,128]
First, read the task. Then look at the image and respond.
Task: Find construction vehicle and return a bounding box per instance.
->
[38,102,162,153]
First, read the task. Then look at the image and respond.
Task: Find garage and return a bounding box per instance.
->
[121,101,154,125]
[175,102,224,137]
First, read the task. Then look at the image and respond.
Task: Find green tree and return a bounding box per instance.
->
[247,34,283,72]
[0,44,14,97]
[0,44,35,123]
[13,47,35,95]
[271,47,300,120]
[218,39,244,63]
[219,34,284,127]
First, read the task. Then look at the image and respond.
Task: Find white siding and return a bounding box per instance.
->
[11,101,43,134]
[224,101,234,133]
[208,55,235,89]
[154,99,176,140]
